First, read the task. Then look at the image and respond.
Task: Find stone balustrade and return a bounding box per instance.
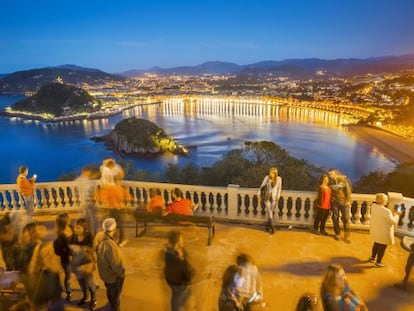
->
[1,180,413,236]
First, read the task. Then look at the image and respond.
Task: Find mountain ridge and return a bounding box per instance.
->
[122,54,414,77]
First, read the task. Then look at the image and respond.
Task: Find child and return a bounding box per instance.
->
[71,218,97,309]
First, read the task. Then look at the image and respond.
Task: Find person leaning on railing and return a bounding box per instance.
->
[258,167,282,235]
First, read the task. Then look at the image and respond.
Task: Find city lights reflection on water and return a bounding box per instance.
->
[0,95,395,183]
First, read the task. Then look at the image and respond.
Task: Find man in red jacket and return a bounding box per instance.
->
[164,188,198,216]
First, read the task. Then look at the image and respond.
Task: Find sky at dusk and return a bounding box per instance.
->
[1,0,414,73]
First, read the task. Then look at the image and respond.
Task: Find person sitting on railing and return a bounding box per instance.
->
[145,188,165,214]
[258,167,282,235]
[163,188,199,216]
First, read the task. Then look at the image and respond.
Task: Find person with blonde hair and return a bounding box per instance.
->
[320,264,367,311]
[369,193,401,268]
[258,167,282,234]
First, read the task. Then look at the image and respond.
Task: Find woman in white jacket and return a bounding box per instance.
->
[369,193,401,268]
[258,167,282,235]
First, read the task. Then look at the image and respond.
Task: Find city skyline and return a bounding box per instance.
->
[1,0,414,74]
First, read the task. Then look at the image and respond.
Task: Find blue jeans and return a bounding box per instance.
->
[105,276,125,311]
[169,284,190,311]
[331,202,349,235]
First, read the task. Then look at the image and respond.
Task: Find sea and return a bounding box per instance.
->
[0,95,395,184]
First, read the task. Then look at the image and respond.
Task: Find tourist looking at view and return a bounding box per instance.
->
[16,165,37,216]
[369,193,400,268]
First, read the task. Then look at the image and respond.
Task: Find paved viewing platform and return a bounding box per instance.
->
[53,218,414,311]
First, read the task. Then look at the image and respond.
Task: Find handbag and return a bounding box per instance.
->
[260,184,271,202]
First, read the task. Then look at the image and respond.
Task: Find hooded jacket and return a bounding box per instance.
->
[93,231,125,284]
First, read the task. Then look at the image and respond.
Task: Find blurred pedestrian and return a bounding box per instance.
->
[76,166,100,235]
[53,213,73,301]
[236,253,264,308]
[313,174,331,236]
[164,231,194,311]
[328,169,352,242]
[369,193,400,268]
[99,158,129,246]
[258,167,282,234]
[71,218,97,309]
[94,218,125,311]
[218,265,246,311]
[320,264,367,311]
[16,165,37,234]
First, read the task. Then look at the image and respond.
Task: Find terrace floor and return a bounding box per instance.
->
[41,219,414,310]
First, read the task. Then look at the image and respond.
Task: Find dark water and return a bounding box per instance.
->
[0,95,395,184]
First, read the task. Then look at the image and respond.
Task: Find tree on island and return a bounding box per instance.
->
[101,117,188,156]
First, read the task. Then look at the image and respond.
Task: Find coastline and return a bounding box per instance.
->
[0,101,160,123]
[346,124,414,163]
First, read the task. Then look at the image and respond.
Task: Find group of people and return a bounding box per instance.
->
[6,162,413,310]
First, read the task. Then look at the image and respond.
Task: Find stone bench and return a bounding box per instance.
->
[134,210,215,246]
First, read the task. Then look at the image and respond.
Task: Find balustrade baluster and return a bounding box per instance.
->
[354,202,362,224]
[42,188,50,209]
[9,190,19,211]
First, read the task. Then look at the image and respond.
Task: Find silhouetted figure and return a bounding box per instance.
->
[164,231,194,311]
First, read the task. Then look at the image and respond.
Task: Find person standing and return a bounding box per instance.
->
[71,218,97,309]
[369,193,400,268]
[258,167,282,234]
[164,231,194,311]
[328,169,352,242]
[53,213,73,301]
[94,218,125,311]
[76,166,100,235]
[16,165,37,229]
[313,175,331,236]
[99,158,129,246]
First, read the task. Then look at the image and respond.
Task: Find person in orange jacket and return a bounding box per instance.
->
[16,165,37,221]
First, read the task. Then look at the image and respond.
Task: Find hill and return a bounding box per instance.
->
[124,54,414,78]
[0,65,125,94]
[7,83,101,117]
[97,117,188,156]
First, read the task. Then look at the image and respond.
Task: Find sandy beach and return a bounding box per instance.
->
[347,124,414,164]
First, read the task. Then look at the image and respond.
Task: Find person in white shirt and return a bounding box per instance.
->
[369,193,401,268]
[258,167,282,234]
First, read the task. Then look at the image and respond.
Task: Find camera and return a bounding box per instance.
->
[395,205,402,212]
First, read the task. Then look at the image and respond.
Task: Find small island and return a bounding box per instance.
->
[1,83,102,120]
[92,117,189,157]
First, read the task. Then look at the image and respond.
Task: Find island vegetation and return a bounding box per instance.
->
[6,83,101,117]
[92,117,188,156]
